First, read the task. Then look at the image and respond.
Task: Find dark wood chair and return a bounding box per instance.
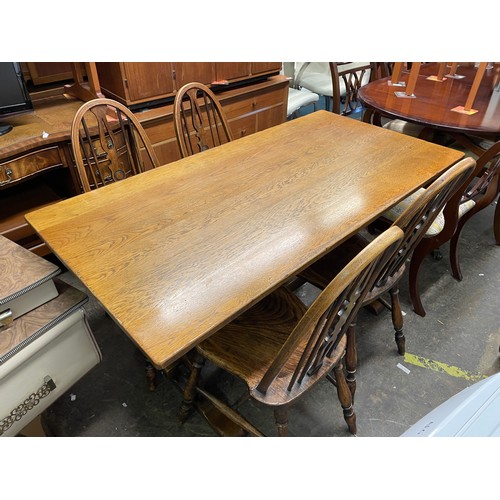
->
[297,158,475,395]
[71,97,161,390]
[407,141,500,315]
[294,62,375,116]
[71,98,160,192]
[178,226,404,436]
[173,82,233,158]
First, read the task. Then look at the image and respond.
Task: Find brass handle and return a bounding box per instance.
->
[0,376,56,436]
[0,167,13,186]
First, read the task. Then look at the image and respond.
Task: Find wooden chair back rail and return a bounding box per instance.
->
[329,62,375,116]
[463,141,500,202]
[256,226,403,395]
[174,82,233,158]
[79,108,133,186]
[71,98,160,192]
[379,158,476,285]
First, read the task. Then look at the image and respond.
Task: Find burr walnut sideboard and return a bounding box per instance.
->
[0,65,288,255]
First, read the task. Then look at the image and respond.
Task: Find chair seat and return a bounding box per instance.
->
[383,188,477,236]
[197,286,346,406]
[382,119,425,138]
[287,88,319,117]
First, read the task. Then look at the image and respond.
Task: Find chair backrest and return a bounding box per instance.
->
[173,82,233,158]
[256,225,404,395]
[378,157,476,286]
[328,62,376,115]
[71,98,160,192]
[462,140,500,205]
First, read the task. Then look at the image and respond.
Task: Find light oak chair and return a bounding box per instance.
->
[71,98,159,192]
[178,226,404,436]
[71,98,161,390]
[173,82,233,158]
[295,62,374,116]
[297,158,475,396]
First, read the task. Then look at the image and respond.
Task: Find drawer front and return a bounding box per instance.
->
[221,86,287,120]
[229,114,257,139]
[0,308,101,437]
[256,104,286,131]
[0,145,66,187]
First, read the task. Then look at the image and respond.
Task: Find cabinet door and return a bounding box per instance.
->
[251,62,281,75]
[174,63,216,88]
[25,62,74,85]
[216,63,251,82]
[123,63,175,102]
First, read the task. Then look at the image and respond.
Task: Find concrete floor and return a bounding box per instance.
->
[39,162,500,439]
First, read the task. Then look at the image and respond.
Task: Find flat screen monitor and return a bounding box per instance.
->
[0,62,33,136]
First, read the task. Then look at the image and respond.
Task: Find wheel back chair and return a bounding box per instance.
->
[71,97,161,390]
[297,158,475,398]
[178,226,404,436]
[71,98,160,192]
[173,82,233,158]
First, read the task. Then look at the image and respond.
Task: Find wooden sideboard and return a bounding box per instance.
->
[95,62,282,107]
[0,64,289,255]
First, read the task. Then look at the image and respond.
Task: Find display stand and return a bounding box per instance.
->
[388,62,405,87]
[427,62,447,82]
[445,62,465,79]
[451,62,488,114]
[395,62,421,98]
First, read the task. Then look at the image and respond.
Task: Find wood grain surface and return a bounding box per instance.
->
[0,234,60,302]
[25,110,464,368]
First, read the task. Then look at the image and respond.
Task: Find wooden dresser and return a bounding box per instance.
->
[0,63,289,255]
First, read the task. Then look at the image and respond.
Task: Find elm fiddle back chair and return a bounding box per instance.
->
[71,98,160,192]
[173,82,233,158]
[406,141,500,316]
[178,226,404,436]
[71,97,161,390]
[297,158,475,396]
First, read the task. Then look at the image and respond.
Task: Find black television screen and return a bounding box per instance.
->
[0,62,33,136]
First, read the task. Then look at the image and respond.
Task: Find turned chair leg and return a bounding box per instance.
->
[145,362,157,392]
[345,322,357,400]
[389,286,405,355]
[274,406,289,437]
[333,362,357,435]
[178,351,205,424]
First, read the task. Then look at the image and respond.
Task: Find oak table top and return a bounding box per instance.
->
[25,110,464,369]
[359,63,500,137]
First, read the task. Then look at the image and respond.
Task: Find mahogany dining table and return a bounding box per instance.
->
[359,62,500,155]
[25,110,464,371]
